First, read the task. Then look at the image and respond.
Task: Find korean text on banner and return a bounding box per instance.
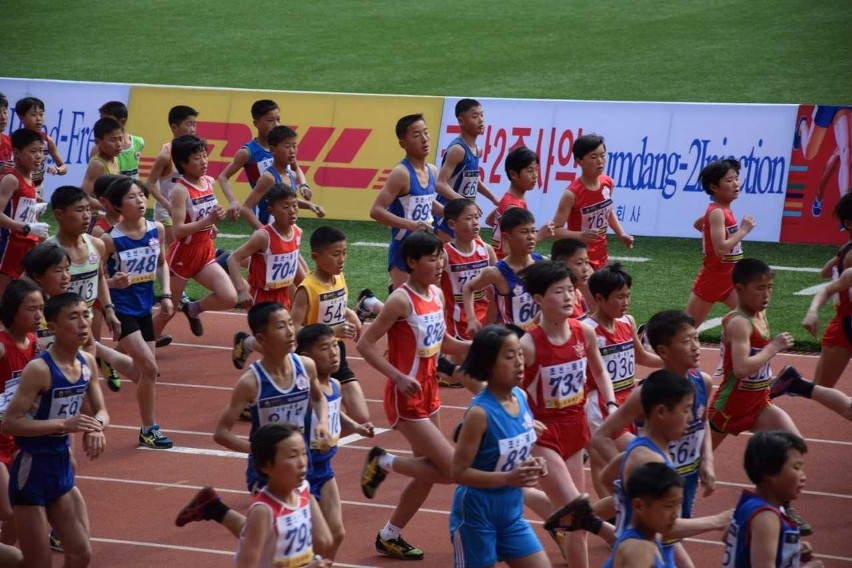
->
[436,97,798,243]
[127,86,444,220]
[0,77,131,202]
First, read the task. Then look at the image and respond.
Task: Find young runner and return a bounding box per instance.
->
[95,101,145,179]
[486,146,539,260]
[80,117,123,214]
[551,238,594,317]
[0,93,12,173]
[13,97,67,195]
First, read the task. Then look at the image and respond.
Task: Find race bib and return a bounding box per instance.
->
[190,193,217,223]
[258,392,309,431]
[0,373,22,418]
[511,289,538,330]
[723,224,743,262]
[540,359,587,409]
[448,258,488,299]
[48,377,90,421]
[739,349,772,390]
[668,426,705,474]
[274,506,313,568]
[601,341,635,392]
[266,251,300,289]
[68,269,98,307]
[311,396,341,450]
[459,170,479,198]
[119,243,159,284]
[405,194,433,224]
[14,197,37,225]
[415,311,445,358]
[494,428,537,472]
[580,199,613,235]
[317,288,346,326]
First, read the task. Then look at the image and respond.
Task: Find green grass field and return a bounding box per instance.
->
[10,0,849,350]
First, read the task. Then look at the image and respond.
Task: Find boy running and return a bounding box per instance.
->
[95,101,145,179]
[13,97,67,194]
[551,238,594,317]
[0,93,12,172]
[80,118,123,213]
[486,146,539,260]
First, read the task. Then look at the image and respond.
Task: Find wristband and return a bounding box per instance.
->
[605,401,619,409]
[160,293,172,300]
[437,355,457,376]
[299,183,310,189]
[102,303,115,313]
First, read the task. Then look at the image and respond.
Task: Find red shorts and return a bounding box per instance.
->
[251,287,291,310]
[822,313,852,351]
[585,387,635,438]
[535,413,589,459]
[0,429,16,467]
[167,238,216,281]
[383,376,440,428]
[708,397,770,436]
[447,318,472,341]
[92,216,113,234]
[692,265,735,303]
[0,237,38,280]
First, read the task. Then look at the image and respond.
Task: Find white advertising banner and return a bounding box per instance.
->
[436,97,798,242]
[0,78,131,201]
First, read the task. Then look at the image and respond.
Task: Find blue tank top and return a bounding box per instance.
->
[667,369,708,477]
[15,351,92,455]
[248,355,311,439]
[722,491,801,568]
[308,379,341,466]
[106,221,159,317]
[242,139,274,188]
[437,137,480,204]
[604,527,668,568]
[257,165,299,224]
[614,437,673,537]
[266,164,298,188]
[495,253,543,330]
[388,158,436,242]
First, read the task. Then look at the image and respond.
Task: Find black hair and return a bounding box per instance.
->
[22,243,71,278]
[10,128,42,151]
[247,301,285,336]
[835,191,852,224]
[499,206,535,234]
[14,97,44,117]
[521,260,576,297]
[395,114,425,139]
[0,92,7,109]
[167,105,198,127]
[732,258,772,286]
[401,231,443,272]
[265,183,298,206]
[251,422,303,473]
[93,117,123,140]
[588,262,632,300]
[0,279,42,328]
[98,101,128,121]
[107,177,149,209]
[50,185,89,211]
[626,462,685,501]
[251,99,279,120]
[640,369,695,416]
[550,238,588,262]
[460,325,518,382]
[44,292,86,323]
[646,310,695,351]
[744,431,807,485]
[504,146,539,178]
[170,135,206,174]
[443,198,477,222]
[268,125,297,147]
[309,225,346,252]
[455,98,481,117]
[296,323,335,354]
[699,158,741,195]
[572,133,606,160]
[94,174,126,199]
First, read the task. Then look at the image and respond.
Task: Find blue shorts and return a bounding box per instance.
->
[449,486,542,568]
[387,239,406,272]
[246,455,267,494]
[433,216,455,238]
[307,454,335,499]
[814,106,844,128]
[255,199,270,225]
[9,449,75,507]
[682,471,698,518]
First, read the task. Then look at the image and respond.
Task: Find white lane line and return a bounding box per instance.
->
[339,428,390,445]
[609,256,651,262]
[770,265,821,273]
[794,283,829,296]
[215,233,249,239]
[351,241,389,248]
[138,446,245,458]
[697,317,723,332]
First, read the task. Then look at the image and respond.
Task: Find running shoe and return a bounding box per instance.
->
[98,358,122,392]
[356,288,377,323]
[375,533,424,560]
[812,198,823,217]
[232,332,251,370]
[769,365,804,399]
[361,446,388,499]
[437,376,463,388]
[793,116,808,151]
[785,505,813,536]
[544,493,595,532]
[175,486,221,527]
[49,530,63,552]
[139,424,174,449]
[155,334,173,348]
[180,298,204,337]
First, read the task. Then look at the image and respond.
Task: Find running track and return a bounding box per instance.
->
[68,310,851,567]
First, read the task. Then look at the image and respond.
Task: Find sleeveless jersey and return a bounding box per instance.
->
[0,169,39,245]
[571,289,589,319]
[157,142,178,201]
[176,175,217,245]
[309,379,341,466]
[47,234,100,309]
[603,527,667,568]
[266,164,298,188]
[239,482,314,568]
[247,224,302,295]
[831,241,852,315]
[15,351,91,455]
[437,136,480,221]
[31,132,48,190]
[566,175,615,265]
[702,203,743,267]
[582,316,636,406]
[242,139,275,188]
[495,253,542,331]
[523,319,589,421]
[722,490,800,568]
[248,356,312,438]
[106,221,160,316]
[117,135,145,178]
[0,330,39,419]
[90,154,117,176]
[441,238,489,329]
[666,370,708,477]
[387,284,445,384]
[469,386,537,478]
[614,437,673,537]
[0,134,11,172]
[712,311,772,418]
[297,272,348,328]
[491,192,527,259]
[388,159,435,242]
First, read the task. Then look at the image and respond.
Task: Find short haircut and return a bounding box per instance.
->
[309,225,346,252]
[296,323,335,354]
[14,96,44,117]
[247,301,285,335]
[626,462,685,501]
[251,422,302,473]
[588,262,632,300]
[744,431,807,485]
[93,117,123,140]
[550,238,587,262]
[93,174,125,199]
[455,98,481,117]
[499,206,535,234]
[265,183,298,206]
[98,101,128,121]
[22,243,70,278]
[443,198,477,222]
[521,260,576,297]
[44,292,86,323]
[107,177,149,209]
[168,105,198,127]
[0,279,42,328]
[401,231,443,272]
[50,185,88,211]
[640,369,695,416]
[732,258,772,286]
[646,310,695,351]
[572,133,606,160]
[268,125,297,147]
[699,158,741,195]
[10,128,42,151]
[395,114,424,139]
[251,99,279,120]
[835,191,852,223]
[170,134,206,174]
[504,146,539,178]
[0,92,7,109]
[460,325,518,382]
